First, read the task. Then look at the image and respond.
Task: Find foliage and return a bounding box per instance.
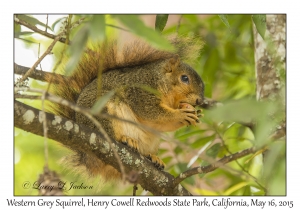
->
[14,14,285,195]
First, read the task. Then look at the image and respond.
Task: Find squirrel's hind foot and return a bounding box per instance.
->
[147,154,166,170]
[121,136,140,151]
[120,136,165,170]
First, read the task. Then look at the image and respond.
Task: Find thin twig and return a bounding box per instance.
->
[14,93,40,100]
[200,97,222,109]
[38,43,43,71]
[14,16,86,45]
[176,15,182,33]
[106,24,130,32]
[14,16,67,44]
[41,91,49,167]
[45,15,49,33]
[133,184,138,196]
[17,32,65,84]
[173,147,256,187]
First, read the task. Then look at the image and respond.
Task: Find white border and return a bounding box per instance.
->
[3,0,298,209]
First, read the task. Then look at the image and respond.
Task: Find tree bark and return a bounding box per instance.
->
[14,100,191,196]
[253,14,286,140]
[253,14,286,102]
[252,14,286,195]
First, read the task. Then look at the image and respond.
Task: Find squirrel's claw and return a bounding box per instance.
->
[147,154,166,170]
[196,109,203,120]
[179,108,199,126]
[121,136,139,151]
[197,109,202,114]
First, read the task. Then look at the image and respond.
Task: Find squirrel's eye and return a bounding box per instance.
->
[181,75,189,84]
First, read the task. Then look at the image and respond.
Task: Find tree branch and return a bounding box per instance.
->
[200,97,221,109]
[14,100,192,196]
[173,147,256,187]
[14,63,67,84]
[14,16,68,44]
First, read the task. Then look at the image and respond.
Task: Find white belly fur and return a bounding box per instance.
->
[106,101,160,156]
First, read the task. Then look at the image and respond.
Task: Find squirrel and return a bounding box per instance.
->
[48,37,205,180]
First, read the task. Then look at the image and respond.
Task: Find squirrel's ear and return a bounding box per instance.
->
[164,55,180,73]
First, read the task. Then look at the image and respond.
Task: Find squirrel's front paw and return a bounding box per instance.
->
[147,154,166,170]
[178,108,202,126]
[121,136,140,151]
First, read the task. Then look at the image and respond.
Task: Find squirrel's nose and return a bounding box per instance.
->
[196,97,202,106]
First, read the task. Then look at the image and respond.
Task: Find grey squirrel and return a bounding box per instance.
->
[48,38,204,180]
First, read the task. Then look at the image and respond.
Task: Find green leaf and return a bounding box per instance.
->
[237,125,246,137]
[51,16,67,31]
[14,22,21,32]
[252,189,265,196]
[16,37,39,44]
[191,134,215,149]
[90,15,106,42]
[263,141,286,195]
[200,143,221,167]
[17,15,52,31]
[91,90,115,115]
[65,25,89,75]
[218,15,231,29]
[162,156,173,165]
[224,41,237,64]
[137,84,160,96]
[243,185,252,195]
[176,129,207,141]
[206,143,221,158]
[113,15,174,51]
[187,141,211,168]
[223,123,254,143]
[185,176,195,186]
[183,15,199,25]
[14,22,21,38]
[174,146,183,154]
[202,48,220,97]
[248,153,263,178]
[252,15,266,39]
[205,99,277,123]
[205,99,280,148]
[224,182,248,195]
[14,31,34,38]
[155,14,169,32]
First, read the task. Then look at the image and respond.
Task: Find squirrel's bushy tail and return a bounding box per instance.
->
[48,36,202,120]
